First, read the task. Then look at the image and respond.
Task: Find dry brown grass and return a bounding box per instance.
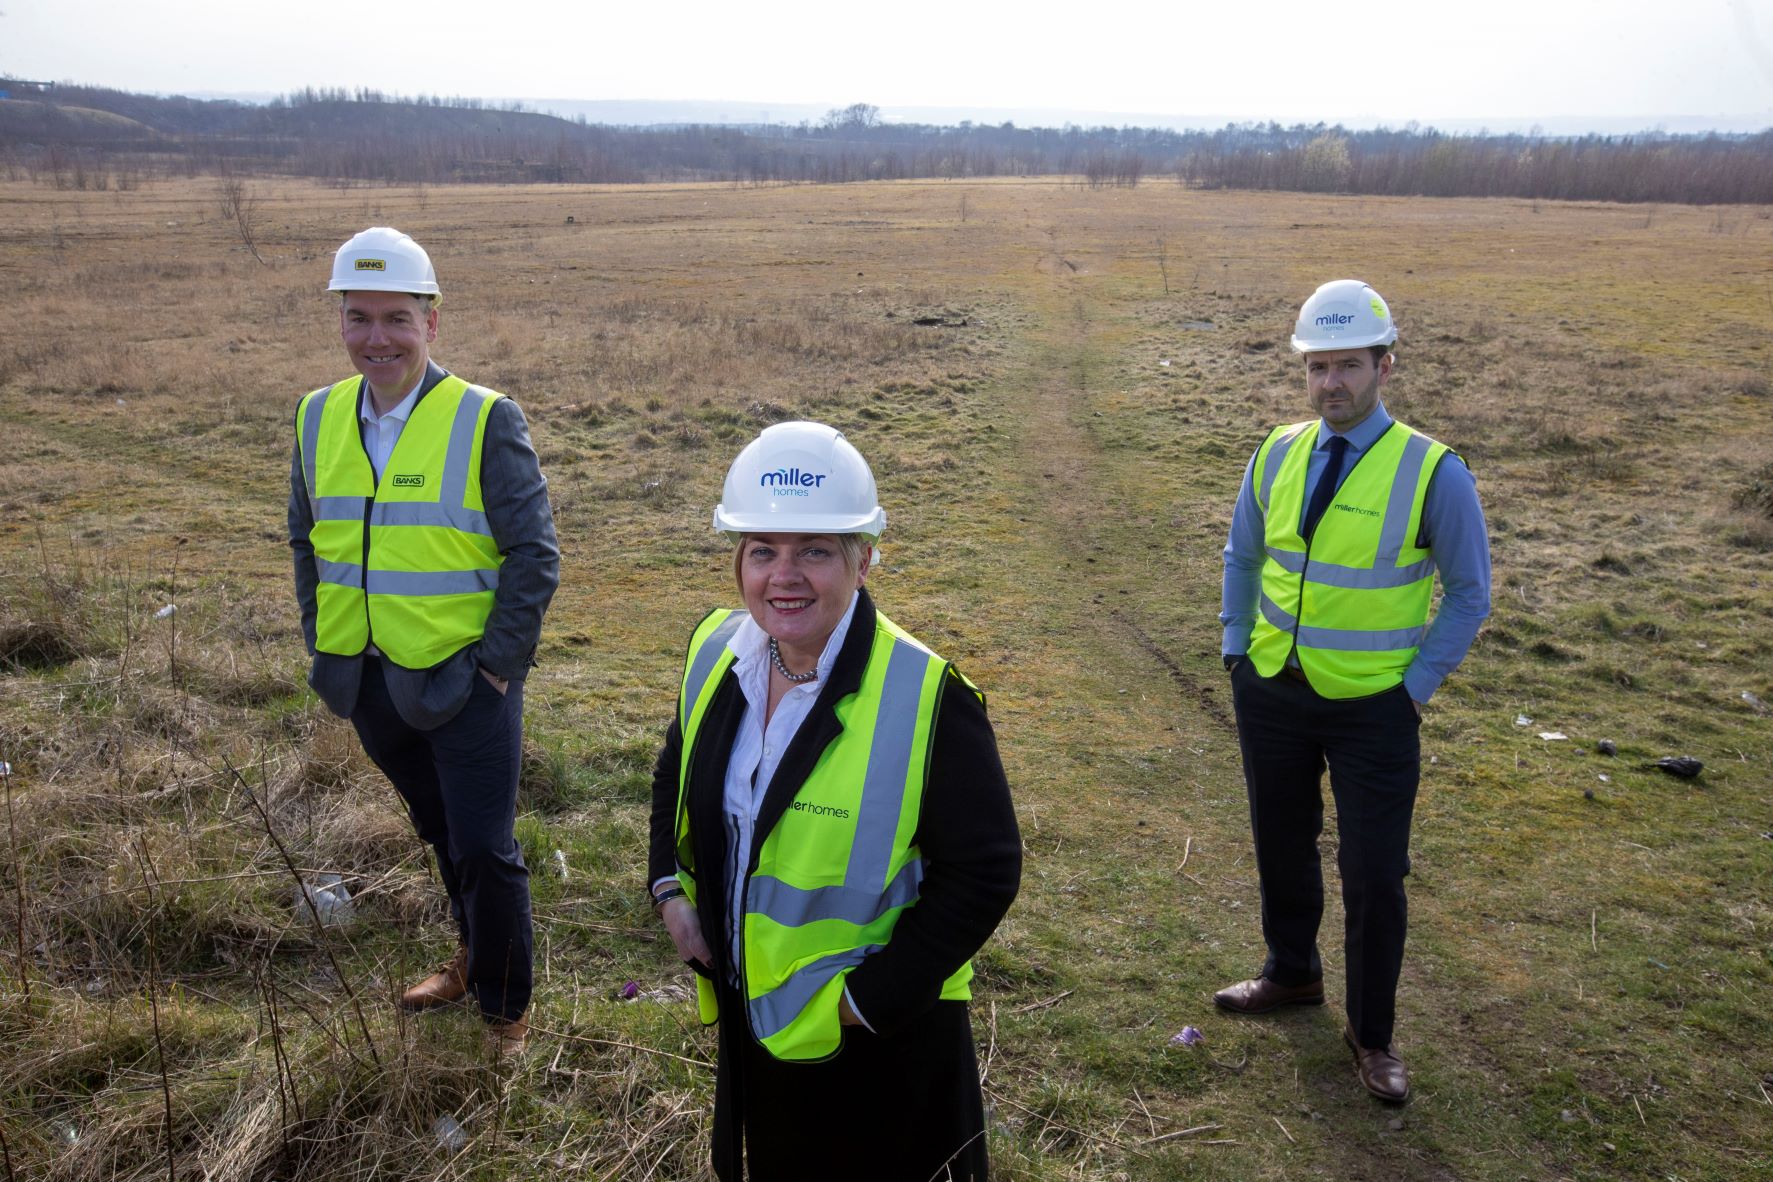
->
[1,176,1769,1180]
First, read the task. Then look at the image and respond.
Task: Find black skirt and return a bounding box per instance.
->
[712,987,988,1181]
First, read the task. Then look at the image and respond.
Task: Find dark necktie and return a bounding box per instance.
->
[1301,435,1349,540]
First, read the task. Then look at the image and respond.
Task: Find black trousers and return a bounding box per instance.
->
[350,657,532,1022]
[712,984,988,1181]
[1229,660,1420,1049]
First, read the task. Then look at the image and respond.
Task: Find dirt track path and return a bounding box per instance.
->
[970,241,1478,1182]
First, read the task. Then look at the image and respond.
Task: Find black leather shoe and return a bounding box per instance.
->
[1212,975,1325,1014]
[1344,1025,1410,1102]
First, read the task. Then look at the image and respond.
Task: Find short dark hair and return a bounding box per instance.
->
[1369,345,1392,363]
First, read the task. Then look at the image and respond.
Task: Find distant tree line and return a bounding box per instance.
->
[2,83,1769,204]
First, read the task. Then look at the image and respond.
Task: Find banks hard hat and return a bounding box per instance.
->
[1290,279,1397,352]
[713,421,886,542]
[328,227,441,299]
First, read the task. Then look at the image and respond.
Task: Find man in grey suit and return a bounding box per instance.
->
[288,227,559,1052]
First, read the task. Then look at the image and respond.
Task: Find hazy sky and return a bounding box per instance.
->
[6,0,1772,129]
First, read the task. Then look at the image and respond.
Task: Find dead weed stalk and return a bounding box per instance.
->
[224,753,380,1065]
[2,762,25,1004]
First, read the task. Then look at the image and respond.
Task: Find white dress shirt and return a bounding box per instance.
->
[358,379,423,481]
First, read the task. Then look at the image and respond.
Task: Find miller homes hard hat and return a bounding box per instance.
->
[713,421,886,542]
[328,227,441,299]
[1290,279,1397,352]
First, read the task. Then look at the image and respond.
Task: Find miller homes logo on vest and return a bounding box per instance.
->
[789,799,852,820]
[391,474,425,488]
[760,467,828,497]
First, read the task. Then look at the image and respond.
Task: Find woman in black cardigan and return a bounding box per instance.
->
[647,422,1021,1181]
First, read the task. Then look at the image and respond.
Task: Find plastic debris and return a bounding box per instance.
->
[1159,359,1173,367]
[1742,691,1766,712]
[551,849,569,880]
[432,1114,467,1153]
[1169,1025,1205,1047]
[154,605,177,619]
[1583,789,1595,800]
[1597,739,1617,756]
[0,761,11,776]
[1597,774,1611,783]
[1514,714,1533,727]
[295,873,355,926]
[621,980,640,1000]
[1537,732,1568,741]
[1654,756,1703,778]
[56,1123,78,1148]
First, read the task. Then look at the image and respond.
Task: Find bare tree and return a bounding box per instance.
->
[824,103,881,131]
[216,177,267,265]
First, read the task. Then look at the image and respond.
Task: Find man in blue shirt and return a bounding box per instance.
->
[1215,281,1491,1103]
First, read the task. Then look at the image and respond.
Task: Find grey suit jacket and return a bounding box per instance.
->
[288,361,560,730]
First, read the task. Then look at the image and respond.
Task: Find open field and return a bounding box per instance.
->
[0,176,1770,1180]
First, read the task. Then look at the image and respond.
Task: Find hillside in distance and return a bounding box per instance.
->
[3,80,1771,202]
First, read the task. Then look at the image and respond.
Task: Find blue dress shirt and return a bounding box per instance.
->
[1219,402,1492,703]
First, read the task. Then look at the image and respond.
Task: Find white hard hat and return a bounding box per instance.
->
[1290,279,1397,352]
[328,227,441,299]
[713,421,886,542]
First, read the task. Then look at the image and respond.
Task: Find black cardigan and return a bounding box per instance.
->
[647,590,1022,1036]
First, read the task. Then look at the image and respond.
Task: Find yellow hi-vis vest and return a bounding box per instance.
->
[673,607,974,1062]
[295,375,504,670]
[1247,419,1451,699]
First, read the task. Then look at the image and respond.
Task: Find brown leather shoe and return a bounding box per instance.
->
[1213,975,1326,1014]
[1344,1025,1410,1102]
[486,1012,528,1057]
[399,945,468,1011]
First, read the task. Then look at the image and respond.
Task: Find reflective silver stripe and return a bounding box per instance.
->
[442,385,496,511]
[1299,619,1425,651]
[316,559,363,589]
[1260,594,1424,651]
[747,944,885,1041]
[364,568,498,596]
[1266,546,1436,590]
[372,500,493,536]
[1258,424,1310,512]
[1259,594,1297,633]
[682,613,746,729]
[1376,432,1434,566]
[300,385,332,512]
[845,638,933,893]
[314,495,367,521]
[746,859,924,930]
[742,638,938,1043]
